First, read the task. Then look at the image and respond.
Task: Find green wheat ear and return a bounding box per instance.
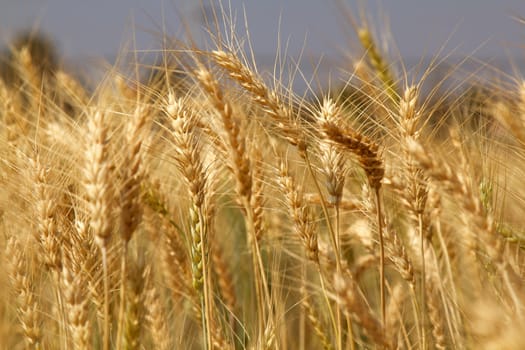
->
[358,28,399,103]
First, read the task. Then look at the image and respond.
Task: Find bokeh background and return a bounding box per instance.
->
[1,0,525,88]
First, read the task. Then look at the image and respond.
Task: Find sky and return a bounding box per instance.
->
[1,0,525,77]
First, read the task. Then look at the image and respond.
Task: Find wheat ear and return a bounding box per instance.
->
[301,288,334,350]
[334,272,391,349]
[64,220,93,350]
[210,49,307,154]
[144,277,172,350]
[196,66,275,340]
[317,98,386,327]
[6,237,43,349]
[166,92,214,349]
[116,102,149,349]
[357,27,398,103]
[397,86,430,347]
[278,159,319,263]
[84,109,114,350]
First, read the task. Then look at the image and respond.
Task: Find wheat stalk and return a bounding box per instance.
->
[165,92,215,349]
[83,109,114,350]
[115,102,150,349]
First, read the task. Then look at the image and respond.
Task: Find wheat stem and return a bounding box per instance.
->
[115,243,128,350]
[101,247,110,350]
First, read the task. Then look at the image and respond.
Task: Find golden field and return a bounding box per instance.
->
[1,6,524,350]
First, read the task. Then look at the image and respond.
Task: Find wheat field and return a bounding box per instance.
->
[0,5,524,350]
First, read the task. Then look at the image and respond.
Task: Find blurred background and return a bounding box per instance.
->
[1,0,525,89]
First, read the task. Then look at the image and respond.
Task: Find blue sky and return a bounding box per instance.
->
[1,0,524,65]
